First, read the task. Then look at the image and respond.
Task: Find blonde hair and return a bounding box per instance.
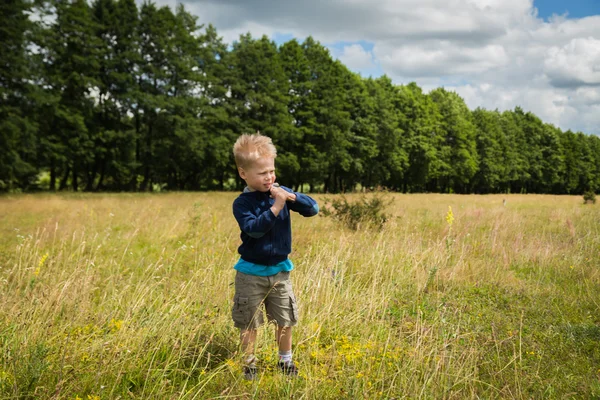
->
[233,133,277,169]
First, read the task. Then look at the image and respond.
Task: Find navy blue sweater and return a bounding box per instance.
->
[233,186,319,265]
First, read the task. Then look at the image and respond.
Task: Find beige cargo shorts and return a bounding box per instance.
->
[232,270,299,330]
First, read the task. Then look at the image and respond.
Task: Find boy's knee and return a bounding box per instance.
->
[232,294,264,329]
[266,292,298,327]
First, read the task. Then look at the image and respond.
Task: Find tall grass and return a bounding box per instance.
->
[1,193,599,399]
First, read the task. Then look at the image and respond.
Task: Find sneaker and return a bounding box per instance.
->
[277,361,299,376]
[243,364,258,380]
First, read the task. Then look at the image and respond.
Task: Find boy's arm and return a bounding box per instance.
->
[280,185,319,217]
[233,199,277,238]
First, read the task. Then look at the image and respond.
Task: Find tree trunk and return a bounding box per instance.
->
[140,165,150,191]
[72,163,78,192]
[50,159,56,191]
[140,120,153,192]
[59,166,70,191]
[85,161,97,191]
[96,159,106,191]
[129,112,141,191]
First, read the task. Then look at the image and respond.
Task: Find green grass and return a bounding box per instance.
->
[0,193,599,399]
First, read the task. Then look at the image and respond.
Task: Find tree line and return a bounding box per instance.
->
[2,0,600,194]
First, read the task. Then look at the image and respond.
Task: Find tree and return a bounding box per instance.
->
[587,135,600,192]
[0,0,37,190]
[36,0,101,191]
[196,24,237,190]
[472,108,507,193]
[538,123,564,193]
[288,37,359,192]
[336,71,379,191]
[135,2,178,191]
[278,39,310,189]
[500,109,530,193]
[429,88,479,193]
[396,82,443,192]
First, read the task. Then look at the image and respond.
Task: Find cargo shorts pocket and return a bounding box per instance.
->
[290,295,298,323]
[232,295,251,326]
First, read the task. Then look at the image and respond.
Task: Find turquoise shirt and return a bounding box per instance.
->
[234,258,294,276]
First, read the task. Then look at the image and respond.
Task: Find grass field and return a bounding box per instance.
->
[0,192,599,399]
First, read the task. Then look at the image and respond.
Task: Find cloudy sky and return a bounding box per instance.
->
[155,0,600,135]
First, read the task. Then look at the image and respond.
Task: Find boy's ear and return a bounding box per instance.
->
[238,167,247,180]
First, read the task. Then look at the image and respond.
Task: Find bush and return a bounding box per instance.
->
[583,191,596,204]
[321,192,392,230]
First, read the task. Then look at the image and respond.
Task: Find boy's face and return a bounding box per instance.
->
[238,157,276,192]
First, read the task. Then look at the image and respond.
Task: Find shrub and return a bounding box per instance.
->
[583,191,596,204]
[321,192,392,230]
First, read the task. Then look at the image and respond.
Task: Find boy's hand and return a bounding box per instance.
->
[271,182,296,202]
[271,183,296,202]
[270,185,291,216]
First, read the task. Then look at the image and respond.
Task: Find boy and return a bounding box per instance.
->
[231,133,319,380]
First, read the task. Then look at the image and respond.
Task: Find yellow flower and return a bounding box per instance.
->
[34,253,49,276]
[445,206,454,226]
[38,253,49,267]
[108,319,123,332]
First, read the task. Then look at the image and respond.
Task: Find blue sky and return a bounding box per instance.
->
[535,0,600,20]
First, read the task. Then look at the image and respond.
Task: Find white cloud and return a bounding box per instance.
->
[162,0,600,134]
[543,37,600,88]
[375,42,509,77]
[335,44,376,71]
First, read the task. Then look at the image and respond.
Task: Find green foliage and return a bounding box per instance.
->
[583,190,596,204]
[2,1,600,194]
[321,192,392,230]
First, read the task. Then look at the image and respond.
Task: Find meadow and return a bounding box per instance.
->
[0,192,599,399]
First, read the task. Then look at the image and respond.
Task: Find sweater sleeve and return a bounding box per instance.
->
[233,198,277,238]
[282,186,319,217]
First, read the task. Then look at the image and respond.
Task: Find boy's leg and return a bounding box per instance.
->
[240,329,258,380]
[276,325,292,352]
[241,328,258,357]
[264,271,298,375]
[232,271,268,379]
[275,325,297,375]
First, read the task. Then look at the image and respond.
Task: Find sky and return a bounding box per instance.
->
[156,0,600,135]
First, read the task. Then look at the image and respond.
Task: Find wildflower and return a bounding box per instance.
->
[35,253,49,276]
[108,319,123,332]
[38,253,49,267]
[445,206,454,226]
[87,396,100,400]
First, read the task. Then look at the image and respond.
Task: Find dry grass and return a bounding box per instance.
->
[0,192,599,399]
